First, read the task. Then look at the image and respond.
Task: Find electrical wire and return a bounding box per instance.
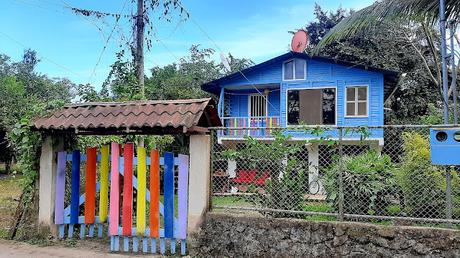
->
[0,30,84,79]
[75,0,130,85]
[176,2,279,113]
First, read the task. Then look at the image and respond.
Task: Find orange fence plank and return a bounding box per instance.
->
[84,147,97,224]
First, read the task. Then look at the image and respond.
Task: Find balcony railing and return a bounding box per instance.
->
[219,116,281,138]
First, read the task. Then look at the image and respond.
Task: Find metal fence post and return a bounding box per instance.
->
[209,129,215,210]
[338,127,344,221]
[446,169,453,227]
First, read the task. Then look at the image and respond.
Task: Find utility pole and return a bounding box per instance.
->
[136,0,145,99]
[439,0,449,123]
[439,0,453,227]
[136,0,145,147]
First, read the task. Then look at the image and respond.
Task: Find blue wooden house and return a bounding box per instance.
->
[202,51,399,194]
[202,52,398,143]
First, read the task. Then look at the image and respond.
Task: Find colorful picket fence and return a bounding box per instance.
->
[54,143,190,255]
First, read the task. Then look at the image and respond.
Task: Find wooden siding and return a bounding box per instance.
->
[220,56,385,133]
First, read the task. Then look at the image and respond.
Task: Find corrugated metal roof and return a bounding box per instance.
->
[202,51,400,100]
[33,98,221,135]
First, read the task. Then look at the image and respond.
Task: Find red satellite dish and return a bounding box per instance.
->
[291,30,309,53]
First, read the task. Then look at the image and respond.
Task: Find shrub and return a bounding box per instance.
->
[395,132,460,218]
[222,131,308,216]
[323,150,396,215]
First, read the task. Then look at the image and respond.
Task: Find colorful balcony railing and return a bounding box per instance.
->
[219,116,280,138]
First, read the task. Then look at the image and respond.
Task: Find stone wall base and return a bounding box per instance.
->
[190,213,460,257]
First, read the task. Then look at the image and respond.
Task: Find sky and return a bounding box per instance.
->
[0,0,374,90]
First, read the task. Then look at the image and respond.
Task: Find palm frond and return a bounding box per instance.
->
[314,0,460,53]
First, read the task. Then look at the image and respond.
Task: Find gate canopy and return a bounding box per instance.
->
[33,98,221,135]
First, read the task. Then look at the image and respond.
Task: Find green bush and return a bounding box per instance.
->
[395,132,460,219]
[222,131,308,216]
[324,150,396,215]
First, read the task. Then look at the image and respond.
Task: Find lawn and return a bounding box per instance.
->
[0,174,23,238]
[212,195,253,207]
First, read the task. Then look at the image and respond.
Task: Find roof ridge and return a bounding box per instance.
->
[50,108,206,119]
[64,98,211,108]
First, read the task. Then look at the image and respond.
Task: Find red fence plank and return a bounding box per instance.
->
[122,143,134,236]
[149,149,160,238]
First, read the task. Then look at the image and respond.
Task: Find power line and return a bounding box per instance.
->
[84,0,130,85]
[0,30,83,79]
[60,0,109,44]
[8,0,67,14]
[176,2,279,113]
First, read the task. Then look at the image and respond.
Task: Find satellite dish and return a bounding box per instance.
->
[220,52,231,72]
[291,30,309,53]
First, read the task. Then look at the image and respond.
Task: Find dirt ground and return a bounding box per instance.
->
[0,174,22,238]
[0,239,172,258]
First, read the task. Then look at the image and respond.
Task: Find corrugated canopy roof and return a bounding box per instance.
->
[33,98,221,135]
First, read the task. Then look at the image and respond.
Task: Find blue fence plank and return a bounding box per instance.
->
[70,151,81,225]
[164,152,174,239]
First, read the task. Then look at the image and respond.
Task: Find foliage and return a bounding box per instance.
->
[305,4,445,124]
[102,50,140,100]
[102,45,253,101]
[323,150,396,215]
[302,4,351,47]
[0,50,76,170]
[394,132,460,218]
[222,131,308,216]
[316,0,460,50]
[8,101,65,191]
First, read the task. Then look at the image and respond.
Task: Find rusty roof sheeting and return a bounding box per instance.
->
[33,98,221,134]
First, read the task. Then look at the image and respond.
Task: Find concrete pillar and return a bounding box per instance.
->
[188,134,211,234]
[38,136,63,236]
[307,143,324,195]
[227,159,237,178]
[370,140,384,154]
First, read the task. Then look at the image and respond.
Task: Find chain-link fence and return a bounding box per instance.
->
[210,125,460,228]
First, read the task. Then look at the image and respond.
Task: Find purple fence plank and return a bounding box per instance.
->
[177,154,189,239]
[54,151,67,224]
[70,150,81,225]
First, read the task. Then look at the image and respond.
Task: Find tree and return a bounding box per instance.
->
[314,1,460,123]
[303,4,351,47]
[0,50,76,173]
[298,4,444,123]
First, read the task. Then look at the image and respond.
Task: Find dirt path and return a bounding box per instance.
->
[0,239,167,258]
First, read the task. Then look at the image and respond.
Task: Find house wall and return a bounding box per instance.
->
[226,89,280,117]
[220,57,385,139]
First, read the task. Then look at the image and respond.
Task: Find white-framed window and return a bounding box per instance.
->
[249,94,267,117]
[283,59,306,80]
[346,86,368,117]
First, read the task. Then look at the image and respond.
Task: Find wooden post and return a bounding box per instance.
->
[38,136,63,236]
[187,134,211,233]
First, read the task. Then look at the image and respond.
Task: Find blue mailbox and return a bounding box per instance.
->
[430,128,460,165]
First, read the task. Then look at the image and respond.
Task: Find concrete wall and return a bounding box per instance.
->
[190,213,460,257]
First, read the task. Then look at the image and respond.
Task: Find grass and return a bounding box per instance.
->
[212,196,252,207]
[0,174,23,239]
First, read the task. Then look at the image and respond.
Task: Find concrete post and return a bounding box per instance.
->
[188,134,211,234]
[307,143,323,194]
[38,136,63,236]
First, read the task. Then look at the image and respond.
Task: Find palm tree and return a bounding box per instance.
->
[316,0,460,49]
[315,0,460,99]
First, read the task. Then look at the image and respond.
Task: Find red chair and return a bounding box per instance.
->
[231,170,257,184]
[254,171,270,186]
